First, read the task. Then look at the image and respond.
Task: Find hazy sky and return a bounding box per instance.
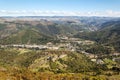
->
[0,0,120,16]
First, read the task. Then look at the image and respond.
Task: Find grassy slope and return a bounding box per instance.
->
[0,49,95,73]
[0,28,53,44]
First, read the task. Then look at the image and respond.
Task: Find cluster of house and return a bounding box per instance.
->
[81,51,120,65]
[0,44,57,50]
[0,35,95,52]
[0,42,76,51]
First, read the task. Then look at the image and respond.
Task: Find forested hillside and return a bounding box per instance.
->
[75,20,120,52]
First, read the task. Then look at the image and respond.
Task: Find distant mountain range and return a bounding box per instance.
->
[0,16,120,46]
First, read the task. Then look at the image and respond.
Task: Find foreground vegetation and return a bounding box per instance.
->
[0,69,120,80]
[0,48,119,80]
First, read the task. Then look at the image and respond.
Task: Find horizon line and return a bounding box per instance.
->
[0,15,120,18]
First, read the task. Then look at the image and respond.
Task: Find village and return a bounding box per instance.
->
[0,35,94,51]
[0,35,120,67]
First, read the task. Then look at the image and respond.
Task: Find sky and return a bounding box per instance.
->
[0,0,120,17]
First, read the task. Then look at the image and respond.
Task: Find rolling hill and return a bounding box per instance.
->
[75,20,120,52]
[0,49,96,73]
[0,17,96,44]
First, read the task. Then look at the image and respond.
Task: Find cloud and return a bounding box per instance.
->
[0,10,120,17]
[105,10,120,17]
